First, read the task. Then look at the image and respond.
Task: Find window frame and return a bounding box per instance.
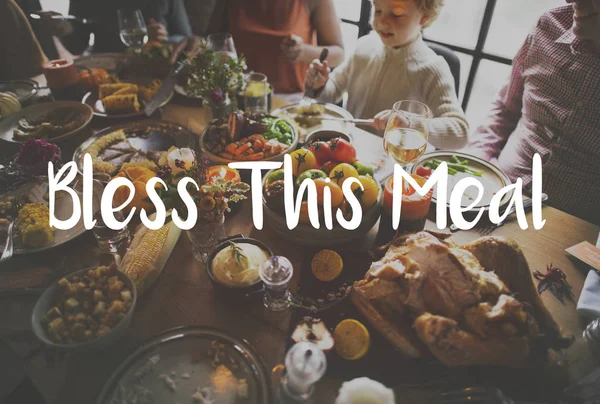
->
[345,0,514,111]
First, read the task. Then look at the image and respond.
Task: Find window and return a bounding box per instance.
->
[334,0,564,129]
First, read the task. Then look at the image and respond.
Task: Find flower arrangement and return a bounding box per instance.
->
[184,49,247,105]
[155,152,249,224]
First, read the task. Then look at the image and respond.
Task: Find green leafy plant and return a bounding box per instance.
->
[185,49,247,104]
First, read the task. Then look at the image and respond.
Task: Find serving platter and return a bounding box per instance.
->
[97,326,272,404]
[0,102,93,144]
[411,151,514,211]
[73,120,195,175]
[82,89,173,119]
[0,179,102,254]
[287,235,571,400]
[271,102,354,142]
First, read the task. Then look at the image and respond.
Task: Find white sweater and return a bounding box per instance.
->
[317,33,469,150]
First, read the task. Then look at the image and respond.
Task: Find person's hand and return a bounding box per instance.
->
[170,35,204,64]
[281,34,305,62]
[372,110,409,131]
[147,18,168,42]
[37,11,73,37]
[306,59,330,90]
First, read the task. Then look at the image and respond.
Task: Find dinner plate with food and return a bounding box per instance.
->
[289,231,574,392]
[0,179,102,254]
[271,102,354,142]
[200,110,298,164]
[411,151,514,211]
[82,79,171,118]
[74,53,127,72]
[97,326,271,404]
[0,102,93,144]
[73,120,195,176]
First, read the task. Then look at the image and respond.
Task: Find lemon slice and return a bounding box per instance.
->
[334,319,370,360]
[311,249,343,282]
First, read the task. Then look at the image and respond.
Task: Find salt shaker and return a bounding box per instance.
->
[279,342,327,403]
[583,317,600,355]
[259,256,293,311]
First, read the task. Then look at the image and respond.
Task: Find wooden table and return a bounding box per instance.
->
[1,92,599,404]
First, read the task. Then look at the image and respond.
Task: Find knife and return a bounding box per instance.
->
[144,61,186,116]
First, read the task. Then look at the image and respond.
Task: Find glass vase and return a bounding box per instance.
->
[187,213,225,263]
[203,94,233,122]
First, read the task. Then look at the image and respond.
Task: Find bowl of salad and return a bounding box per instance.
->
[200,110,298,164]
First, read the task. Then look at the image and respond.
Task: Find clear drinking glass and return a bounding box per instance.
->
[259,256,293,311]
[118,9,148,48]
[207,32,238,61]
[93,211,132,255]
[244,73,269,114]
[383,100,432,169]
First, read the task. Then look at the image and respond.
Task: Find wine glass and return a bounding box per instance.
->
[117,9,148,48]
[207,32,238,61]
[383,100,431,170]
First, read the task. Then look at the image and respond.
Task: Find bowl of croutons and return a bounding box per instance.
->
[31,265,137,351]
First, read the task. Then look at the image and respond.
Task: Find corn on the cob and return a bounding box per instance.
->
[112,84,139,97]
[139,79,162,102]
[120,221,180,295]
[102,94,140,113]
[16,203,54,247]
[98,83,130,100]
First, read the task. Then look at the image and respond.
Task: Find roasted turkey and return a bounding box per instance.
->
[351,231,573,367]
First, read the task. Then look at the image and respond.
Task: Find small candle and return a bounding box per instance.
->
[42,59,79,88]
[167,148,196,174]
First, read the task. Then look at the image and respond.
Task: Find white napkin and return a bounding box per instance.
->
[577,270,600,319]
[576,233,600,319]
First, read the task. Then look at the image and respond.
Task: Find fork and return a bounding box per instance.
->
[476,193,548,236]
[1,198,23,262]
[440,386,541,404]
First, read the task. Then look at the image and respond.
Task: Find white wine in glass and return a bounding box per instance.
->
[118,9,148,48]
[383,100,431,168]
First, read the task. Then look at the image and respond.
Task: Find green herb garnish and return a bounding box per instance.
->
[229,241,247,266]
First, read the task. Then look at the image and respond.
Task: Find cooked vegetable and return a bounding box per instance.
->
[113,166,156,212]
[102,94,140,113]
[79,68,114,89]
[260,117,294,145]
[120,219,180,295]
[423,157,483,176]
[16,202,54,247]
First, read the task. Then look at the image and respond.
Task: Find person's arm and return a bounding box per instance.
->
[305,0,345,67]
[420,58,469,151]
[0,0,48,80]
[146,0,193,43]
[466,34,532,159]
[315,56,353,104]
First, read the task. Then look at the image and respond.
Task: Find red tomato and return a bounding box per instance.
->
[329,138,356,163]
[415,166,432,178]
[319,160,340,175]
[309,141,332,166]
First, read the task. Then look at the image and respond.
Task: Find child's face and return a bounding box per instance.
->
[372,0,430,47]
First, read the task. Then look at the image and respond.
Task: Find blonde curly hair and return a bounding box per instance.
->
[371,0,445,28]
[415,0,445,27]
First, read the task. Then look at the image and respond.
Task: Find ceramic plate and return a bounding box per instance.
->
[74,53,126,72]
[411,151,514,210]
[82,90,173,119]
[272,102,354,142]
[0,102,93,144]
[0,179,102,254]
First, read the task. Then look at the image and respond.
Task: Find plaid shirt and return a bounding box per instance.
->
[467,6,600,224]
